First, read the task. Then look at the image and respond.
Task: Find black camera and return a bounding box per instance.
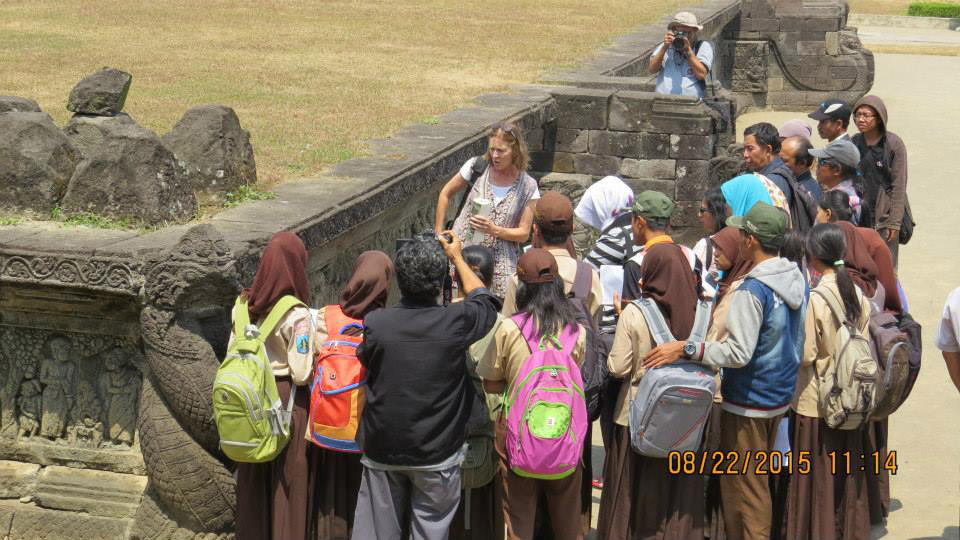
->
[672,30,688,52]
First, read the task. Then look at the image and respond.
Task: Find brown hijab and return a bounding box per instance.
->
[836,221,879,296]
[639,243,698,340]
[340,251,394,319]
[244,232,311,320]
[712,226,755,304]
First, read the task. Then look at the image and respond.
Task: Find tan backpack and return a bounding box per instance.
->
[812,289,879,430]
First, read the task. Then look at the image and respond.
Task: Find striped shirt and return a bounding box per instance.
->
[584,212,635,333]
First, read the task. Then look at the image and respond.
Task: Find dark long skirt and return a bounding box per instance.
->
[236,378,311,540]
[704,404,726,540]
[531,423,593,539]
[863,419,890,525]
[309,447,363,539]
[785,413,870,540]
[449,475,505,540]
[596,425,704,540]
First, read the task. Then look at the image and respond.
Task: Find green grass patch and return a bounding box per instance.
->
[224,185,277,207]
[47,205,157,233]
[907,2,960,16]
[0,216,24,226]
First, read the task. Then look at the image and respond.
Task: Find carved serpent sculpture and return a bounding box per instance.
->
[131,225,242,540]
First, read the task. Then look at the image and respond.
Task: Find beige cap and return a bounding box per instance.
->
[670,11,703,30]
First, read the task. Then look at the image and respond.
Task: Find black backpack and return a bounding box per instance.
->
[770,161,817,232]
[568,262,608,422]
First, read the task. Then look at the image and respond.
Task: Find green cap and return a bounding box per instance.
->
[727,201,788,248]
[630,190,675,220]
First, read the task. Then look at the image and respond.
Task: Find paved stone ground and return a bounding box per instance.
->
[585,52,960,539]
[857,26,960,46]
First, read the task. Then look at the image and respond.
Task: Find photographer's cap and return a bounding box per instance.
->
[630,190,675,221]
[516,248,559,284]
[809,138,861,169]
[727,202,787,248]
[807,98,852,122]
[534,191,574,233]
[669,11,703,30]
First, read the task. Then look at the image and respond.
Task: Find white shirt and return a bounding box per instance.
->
[460,157,541,205]
[935,286,960,353]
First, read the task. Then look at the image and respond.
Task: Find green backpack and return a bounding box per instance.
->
[213,295,305,463]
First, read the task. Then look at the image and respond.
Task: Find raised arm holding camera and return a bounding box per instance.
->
[648,12,713,99]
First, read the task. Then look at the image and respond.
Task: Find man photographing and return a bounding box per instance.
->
[649,12,714,99]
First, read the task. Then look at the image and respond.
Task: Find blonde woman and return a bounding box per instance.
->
[435,123,540,297]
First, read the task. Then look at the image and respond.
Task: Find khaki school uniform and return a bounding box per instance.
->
[597,302,705,539]
[231,304,316,540]
[478,318,586,540]
[501,248,602,319]
[786,275,872,540]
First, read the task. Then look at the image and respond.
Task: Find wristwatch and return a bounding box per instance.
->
[683,341,698,358]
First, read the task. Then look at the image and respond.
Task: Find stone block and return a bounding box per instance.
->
[669,134,714,160]
[642,115,714,136]
[608,91,655,132]
[0,461,40,499]
[162,104,257,199]
[551,88,612,130]
[802,16,841,32]
[797,41,827,56]
[588,130,642,158]
[765,92,811,108]
[0,112,79,215]
[743,18,781,32]
[552,151,576,173]
[63,114,197,224]
[675,160,711,201]
[7,503,129,540]
[538,173,594,202]
[66,67,132,116]
[526,128,545,152]
[800,65,829,79]
[639,133,670,159]
[530,151,555,173]
[767,77,785,91]
[620,159,676,180]
[621,177,676,198]
[555,128,589,153]
[825,32,840,55]
[801,30,827,42]
[34,466,147,519]
[672,200,701,228]
[574,154,620,177]
[829,65,859,79]
[775,31,801,56]
[0,96,41,113]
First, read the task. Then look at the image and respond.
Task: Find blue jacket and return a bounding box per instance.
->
[696,257,807,417]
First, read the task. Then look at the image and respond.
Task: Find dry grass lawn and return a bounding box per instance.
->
[1,0,690,186]
[848,0,959,15]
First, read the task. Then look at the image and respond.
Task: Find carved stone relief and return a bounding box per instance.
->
[0,327,142,451]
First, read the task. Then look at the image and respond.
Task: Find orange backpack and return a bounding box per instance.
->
[306,305,366,453]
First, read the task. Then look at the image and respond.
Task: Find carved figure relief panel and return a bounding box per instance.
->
[0,326,142,451]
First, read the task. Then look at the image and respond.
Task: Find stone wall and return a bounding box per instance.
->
[0,1,874,538]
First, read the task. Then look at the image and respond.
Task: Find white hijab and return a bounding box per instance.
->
[574,176,634,232]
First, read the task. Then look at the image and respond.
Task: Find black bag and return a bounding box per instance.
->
[899,195,915,245]
[769,161,817,232]
[444,156,488,230]
[695,41,735,134]
[568,262,608,422]
[896,312,922,404]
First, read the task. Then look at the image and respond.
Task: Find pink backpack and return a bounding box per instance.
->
[504,314,587,480]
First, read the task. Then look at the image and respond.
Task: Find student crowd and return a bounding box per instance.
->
[213,11,945,540]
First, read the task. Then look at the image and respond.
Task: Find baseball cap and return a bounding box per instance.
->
[534,191,574,233]
[778,119,812,140]
[516,248,559,284]
[669,11,703,30]
[630,190,675,221]
[727,201,788,248]
[808,99,852,122]
[809,139,861,169]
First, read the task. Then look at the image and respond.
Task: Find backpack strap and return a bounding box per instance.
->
[632,297,676,346]
[323,304,363,338]
[811,288,848,329]
[570,261,592,301]
[470,156,488,184]
[556,322,580,354]
[511,313,577,354]
[689,299,715,343]
[232,296,253,338]
[258,295,306,340]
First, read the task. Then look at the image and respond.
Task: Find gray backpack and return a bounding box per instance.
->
[629,297,717,458]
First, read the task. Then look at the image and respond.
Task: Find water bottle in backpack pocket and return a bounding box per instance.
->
[629,297,717,458]
[213,295,304,463]
[504,314,587,480]
[306,306,366,453]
